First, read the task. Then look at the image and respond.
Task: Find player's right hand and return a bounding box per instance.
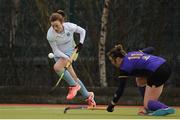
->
[75,43,83,53]
[106,101,115,112]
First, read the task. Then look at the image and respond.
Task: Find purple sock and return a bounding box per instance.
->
[147,100,168,111]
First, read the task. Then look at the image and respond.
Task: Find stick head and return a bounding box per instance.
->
[64,107,70,114]
[49,86,56,93]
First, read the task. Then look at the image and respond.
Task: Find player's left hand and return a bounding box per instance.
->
[75,43,83,53]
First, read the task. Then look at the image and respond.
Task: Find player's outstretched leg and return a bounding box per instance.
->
[58,70,81,100]
[147,100,175,116]
[138,100,175,116]
[147,100,168,111]
[66,84,81,100]
[85,92,96,107]
[148,107,175,116]
[77,79,96,107]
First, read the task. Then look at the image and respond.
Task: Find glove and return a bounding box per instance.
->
[75,43,83,53]
[107,101,115,112]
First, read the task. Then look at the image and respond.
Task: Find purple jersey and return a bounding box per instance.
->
[120,51,166,75]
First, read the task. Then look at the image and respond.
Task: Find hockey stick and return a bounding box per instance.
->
[50,49,78,91]
[64,106,106,114]
[118,76,128,78]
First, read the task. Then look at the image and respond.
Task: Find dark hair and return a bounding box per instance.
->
[49,12,63,23]
[57,10,66,17]
[107,44,127,59]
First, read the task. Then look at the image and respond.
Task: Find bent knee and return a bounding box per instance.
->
[53,59,68,72]
[53,63,64,72]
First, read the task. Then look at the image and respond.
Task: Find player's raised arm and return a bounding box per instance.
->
[74,26,86,53]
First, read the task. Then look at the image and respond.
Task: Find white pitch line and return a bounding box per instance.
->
[0,107,63,111]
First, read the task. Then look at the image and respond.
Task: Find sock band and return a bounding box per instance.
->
[148,100,168,111]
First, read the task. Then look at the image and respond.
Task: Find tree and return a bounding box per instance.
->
[9,0,20,85]
[35,0,50,32]
[98,0,110,87]
[10,0,20,48]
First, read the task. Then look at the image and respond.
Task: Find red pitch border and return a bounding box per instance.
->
[0,104,179,108]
